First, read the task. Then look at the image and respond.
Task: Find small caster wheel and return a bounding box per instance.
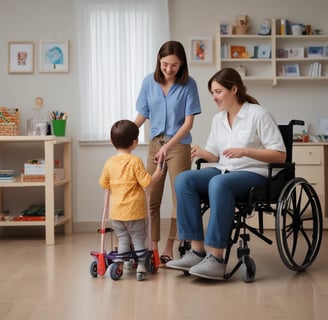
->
[183,270,190,276]
[90,260,98,278]
[145,251,158,274]
[240,256,256,283]
[136,272,145,281]
[109,263,123,280]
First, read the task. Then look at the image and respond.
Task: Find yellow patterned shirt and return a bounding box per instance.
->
[99,153,152,221]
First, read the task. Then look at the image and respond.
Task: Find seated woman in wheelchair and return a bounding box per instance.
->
[166,67,286,280]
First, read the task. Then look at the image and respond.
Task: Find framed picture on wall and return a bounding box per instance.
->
[8,41,34,74]
[189,37,213,64]
[39,40,69,73]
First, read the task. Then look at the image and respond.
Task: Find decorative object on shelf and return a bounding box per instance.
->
[284,64,300,77]
[233,15,250,35]
[8,41,34,74]
[220,23,232,35]
[259,19,271,35]
[257,45,271,58]
[307,46,324,58]
[49,110,68,136]
[305,25,312,35]
[39,40,69,73]
[230,45,246,58]
[277,49,288,58]
[291,23,304,36]
[189,37,213,64]
[0,107,20,136]
[286,47,304,58]
[27,97,48,136]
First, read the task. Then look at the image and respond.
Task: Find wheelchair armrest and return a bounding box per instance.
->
[267,162,295,180]
[195,158,208,170]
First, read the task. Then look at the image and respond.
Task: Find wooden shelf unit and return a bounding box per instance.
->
[216,19,328,85]
[0,136,72,245]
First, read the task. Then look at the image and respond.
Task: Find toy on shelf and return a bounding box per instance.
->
[234,15,250,35]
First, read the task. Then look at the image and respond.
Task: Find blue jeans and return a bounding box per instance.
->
[174,167,268,248]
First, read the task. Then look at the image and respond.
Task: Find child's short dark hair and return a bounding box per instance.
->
[110,120,139,149]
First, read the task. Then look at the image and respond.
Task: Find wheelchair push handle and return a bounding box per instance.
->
[289,119,305,126]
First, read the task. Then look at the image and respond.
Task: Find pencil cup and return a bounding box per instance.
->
[52,120,67,136]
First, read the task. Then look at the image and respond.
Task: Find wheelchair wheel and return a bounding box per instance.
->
[275,178,323,271]
[240,256,256,283]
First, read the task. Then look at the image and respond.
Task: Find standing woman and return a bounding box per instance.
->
[135,40,201,266]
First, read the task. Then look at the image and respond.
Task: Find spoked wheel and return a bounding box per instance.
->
[275,178,323,271]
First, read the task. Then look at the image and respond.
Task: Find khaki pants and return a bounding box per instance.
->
[147,137,191,242]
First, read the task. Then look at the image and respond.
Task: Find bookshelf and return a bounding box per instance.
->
[216,19,328,86]
[0,136,72,245]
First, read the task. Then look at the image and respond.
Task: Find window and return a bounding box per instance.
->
[75,0,169,141]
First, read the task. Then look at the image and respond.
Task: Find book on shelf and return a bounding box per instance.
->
[308,62,322,77]
[0,170,18,182]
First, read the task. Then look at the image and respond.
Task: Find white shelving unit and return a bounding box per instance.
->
[216,19,328,86]
[0,136,72,245]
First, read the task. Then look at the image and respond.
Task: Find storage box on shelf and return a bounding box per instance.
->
[0,135,72,245]
[216,18,328,86]
[0,107,20,136]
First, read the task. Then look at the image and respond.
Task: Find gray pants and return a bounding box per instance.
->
[112,219,147,258]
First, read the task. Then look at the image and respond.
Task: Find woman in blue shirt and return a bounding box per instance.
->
[135,41,201,266]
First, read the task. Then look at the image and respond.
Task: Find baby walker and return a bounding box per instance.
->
[90,189,159,281]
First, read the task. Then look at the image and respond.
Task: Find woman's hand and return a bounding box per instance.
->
[191,145,203,161]
[222,148,245,159]
[154,144,169,165]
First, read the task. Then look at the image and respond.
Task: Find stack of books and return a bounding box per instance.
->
[0,170,17,183]
[308,62,322,77]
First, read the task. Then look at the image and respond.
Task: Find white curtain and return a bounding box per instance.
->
[75,0,169,141]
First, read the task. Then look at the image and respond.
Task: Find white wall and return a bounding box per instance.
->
[1,0,328,228]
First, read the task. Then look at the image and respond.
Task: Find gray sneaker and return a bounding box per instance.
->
[189,254,226,280]
[166,249,205,271]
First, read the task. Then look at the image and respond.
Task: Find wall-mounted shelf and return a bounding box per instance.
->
[216,19,328,86]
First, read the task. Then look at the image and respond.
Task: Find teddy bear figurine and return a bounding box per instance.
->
[234,15,250,34]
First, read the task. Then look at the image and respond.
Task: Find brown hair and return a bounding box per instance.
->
[207,67,259,105]
[110,120,139,149]
[154,41,189,85]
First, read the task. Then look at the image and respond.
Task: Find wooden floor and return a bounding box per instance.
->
[0,226,328,320]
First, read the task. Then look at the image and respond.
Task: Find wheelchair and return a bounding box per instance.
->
[179,120,323,282]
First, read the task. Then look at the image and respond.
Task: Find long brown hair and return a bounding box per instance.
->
[208,67,259,105]
[154,41,189,85]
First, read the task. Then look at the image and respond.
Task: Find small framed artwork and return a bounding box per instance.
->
[39,40,69,73]
[284,64,300,77]
[189,37,213,64]
[230,45,246,58]
[8,42,34,74]
[220,23,232,35]
[257,45,271,58]
[307,46,324,58]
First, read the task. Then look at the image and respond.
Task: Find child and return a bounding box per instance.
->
[99,119,163,279]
